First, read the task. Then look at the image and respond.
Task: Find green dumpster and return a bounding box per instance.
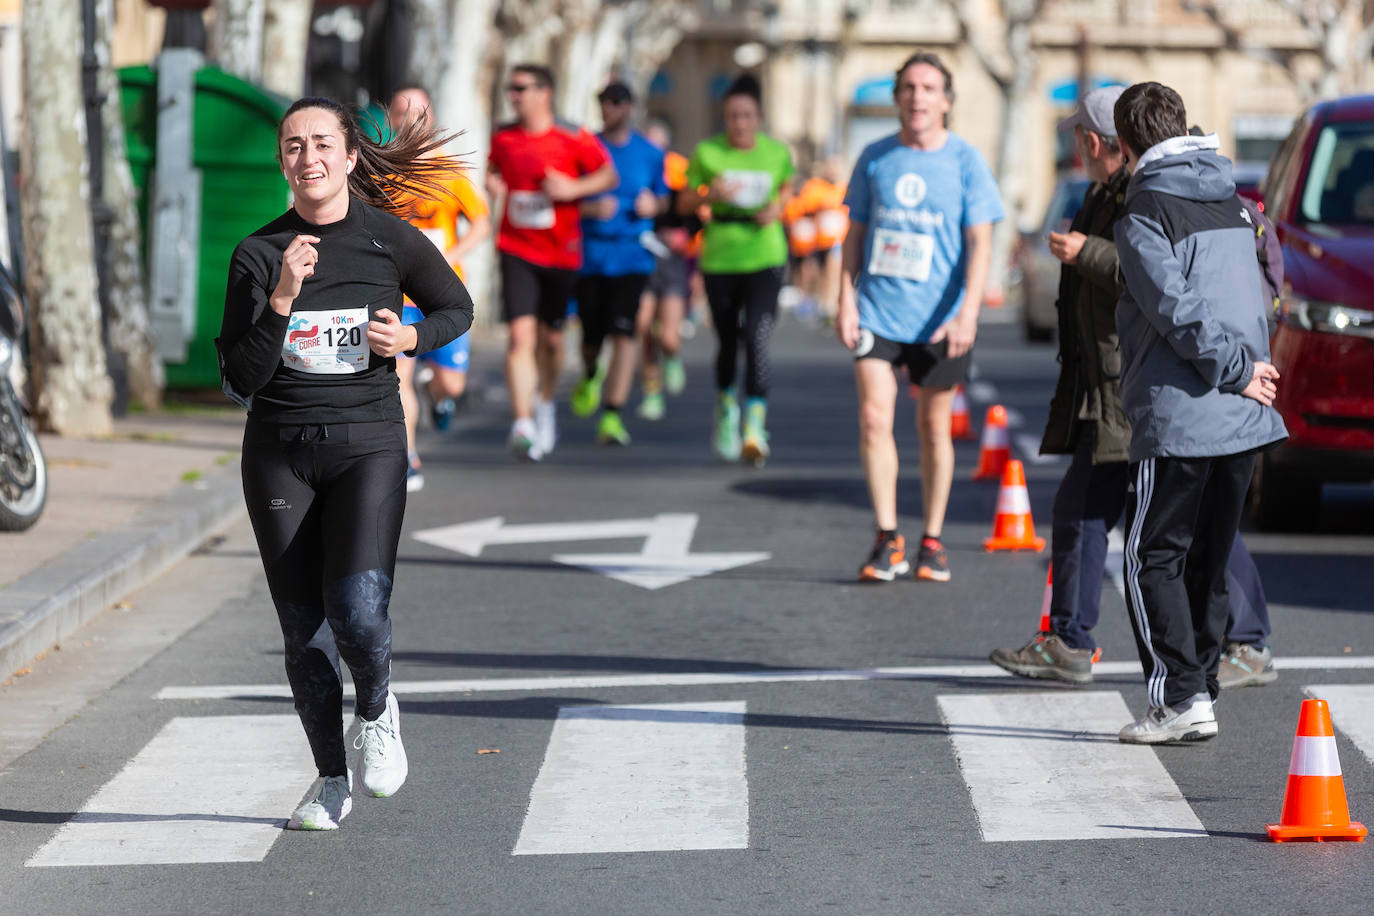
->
[120,64,289,388]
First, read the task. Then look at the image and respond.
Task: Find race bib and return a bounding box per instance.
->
[421,227,447,252]
[282,307,371,374]
[721,170,773,209]
[868,228,934,282]
[508,190,555,229]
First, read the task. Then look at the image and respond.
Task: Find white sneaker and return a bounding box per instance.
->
[287,772,352,830]
[509,418,544,462]
[353,692,408,797]
[1118,693,1218,744]
[534,398,558,455]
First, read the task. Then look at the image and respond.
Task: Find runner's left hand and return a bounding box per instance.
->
[754,199,782,226]
[542,168,580,202]
[368,308,418,358]
[930,314,977,359]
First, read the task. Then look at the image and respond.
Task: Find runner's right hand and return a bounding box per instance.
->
[271,235,321,309]
[836,294,860,350]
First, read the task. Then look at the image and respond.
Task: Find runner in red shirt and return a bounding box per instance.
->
[487,64,617,461]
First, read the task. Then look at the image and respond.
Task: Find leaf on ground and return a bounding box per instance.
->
[477,748,501,755]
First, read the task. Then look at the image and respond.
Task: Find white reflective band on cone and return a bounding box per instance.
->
[1289,734,1343,776]
[985,426,1010,447]
[996,488,1031,515]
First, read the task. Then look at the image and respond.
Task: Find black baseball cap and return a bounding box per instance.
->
[597,82,633,104]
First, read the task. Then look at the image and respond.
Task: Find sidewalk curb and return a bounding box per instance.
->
[0,466,245,680]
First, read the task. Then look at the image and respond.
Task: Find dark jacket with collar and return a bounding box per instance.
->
[1039,164,1133,463]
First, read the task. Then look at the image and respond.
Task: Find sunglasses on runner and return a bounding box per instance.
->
[506,82,541,94]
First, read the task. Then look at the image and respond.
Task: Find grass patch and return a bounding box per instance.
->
[181,469,203,483]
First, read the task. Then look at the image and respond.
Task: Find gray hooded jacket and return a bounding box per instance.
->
[1115,135,1287,462]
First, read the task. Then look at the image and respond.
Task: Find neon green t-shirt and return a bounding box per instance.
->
[686,133,795,274]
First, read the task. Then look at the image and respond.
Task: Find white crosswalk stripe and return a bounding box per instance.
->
[1305,685,1374,763]
[27,716,314,867]
[939,692,1207,841]
[513,701,749,855]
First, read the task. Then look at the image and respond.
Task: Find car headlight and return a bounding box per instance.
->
[1281,298,1374,339]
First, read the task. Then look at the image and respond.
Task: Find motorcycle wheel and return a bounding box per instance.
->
[0,417,46,531]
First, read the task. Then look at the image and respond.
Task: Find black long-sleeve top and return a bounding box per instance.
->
[217,198,474,423]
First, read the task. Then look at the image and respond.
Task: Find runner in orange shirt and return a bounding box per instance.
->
[388,87,491,491]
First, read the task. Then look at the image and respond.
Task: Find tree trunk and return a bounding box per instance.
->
[261,0,312,99]
[407,0,448,94]
[987,13,1036,300]
[20,0,113,436]
[209,0,265,83]
[96,0,164,410]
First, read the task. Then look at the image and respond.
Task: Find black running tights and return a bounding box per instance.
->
[242,418,407,777]
[704,267,782,397]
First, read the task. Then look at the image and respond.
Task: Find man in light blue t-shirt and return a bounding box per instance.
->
[837,51,1004,585]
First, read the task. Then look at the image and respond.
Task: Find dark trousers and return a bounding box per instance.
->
[1123,452,1256,708]
[242,418,407,777]
[1049,433,1129,651]
[703,267,782,397]
[1050,428,1272,652]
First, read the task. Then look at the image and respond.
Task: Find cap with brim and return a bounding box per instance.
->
[598,82,633,104]
[1057,86,1125,138]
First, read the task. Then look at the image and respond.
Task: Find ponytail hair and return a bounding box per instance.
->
[278,96,468,220]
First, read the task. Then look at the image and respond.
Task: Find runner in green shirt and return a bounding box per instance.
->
[681,74,795,464]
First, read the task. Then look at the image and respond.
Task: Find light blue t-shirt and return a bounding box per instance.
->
[844,132,1004,343]
[582,131,667,277]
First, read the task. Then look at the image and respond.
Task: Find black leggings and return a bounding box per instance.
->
[241,418,407,777]
[704,267,782,397]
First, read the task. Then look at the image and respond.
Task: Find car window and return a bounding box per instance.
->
[1262,120,1304,216]
[1041,179,1091,235]
[1297,122,1374,225]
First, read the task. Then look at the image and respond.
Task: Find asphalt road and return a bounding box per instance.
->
[3,314,1373,915]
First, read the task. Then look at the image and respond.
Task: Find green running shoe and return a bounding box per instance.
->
[596,411,631,446]
[570,367,605,418]
[663,356,687,396]
[742,399,769,466]
[636,391,665,421]
[713,392,742,462]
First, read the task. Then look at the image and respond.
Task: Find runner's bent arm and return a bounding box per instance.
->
[219,237,314,397]
[932,222,991,358]
[392,218,475,356]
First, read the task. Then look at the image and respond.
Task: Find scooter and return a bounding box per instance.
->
[0,260,46,530]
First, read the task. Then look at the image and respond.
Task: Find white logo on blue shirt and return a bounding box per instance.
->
[895,173,927,208]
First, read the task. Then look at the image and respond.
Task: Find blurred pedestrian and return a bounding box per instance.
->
[837,51,1003,583]
[386,85,491,491]
[487,64,618,461]
[680,73,795,465]
[1110,82,1287,744]
[217,96,474,828]
[568,81,667,446]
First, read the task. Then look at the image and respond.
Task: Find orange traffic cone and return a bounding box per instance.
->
[971,405,1011,480]
[984,460,1046,551]
[1037,564,1052,632]
[950,385,976,441]
[1267,699,1367,842]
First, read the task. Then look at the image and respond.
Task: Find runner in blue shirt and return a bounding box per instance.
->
[837,51,1004,584]
[569,82,668,446]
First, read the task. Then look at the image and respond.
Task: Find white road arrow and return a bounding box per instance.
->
[412,513,770,590]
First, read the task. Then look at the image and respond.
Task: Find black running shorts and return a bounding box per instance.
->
[853,329,972,389]
[500,252,578,329]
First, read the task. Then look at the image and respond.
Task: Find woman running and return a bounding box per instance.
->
[681,73,794,465]
[217,96,473,830]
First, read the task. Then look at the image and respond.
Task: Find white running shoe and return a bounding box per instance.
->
[287,772,352,830]
[534,398,558,456]
[509,418,544,462]
[1118,693,1218,744]
[354,692,408,797]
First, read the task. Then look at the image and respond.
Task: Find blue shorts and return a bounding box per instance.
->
[401,305,471,371]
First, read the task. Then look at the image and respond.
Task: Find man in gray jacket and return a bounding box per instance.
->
[1112,82,1287,744]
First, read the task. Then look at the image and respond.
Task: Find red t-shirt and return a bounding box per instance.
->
[489,121,611,270]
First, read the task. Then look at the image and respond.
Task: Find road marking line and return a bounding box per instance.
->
[152,656,1374,701]
[1304,685,1374,764]
[26,716,313,867]
[939,692,1207,841]
[512,701,748,855]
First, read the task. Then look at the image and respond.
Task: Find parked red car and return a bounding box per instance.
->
[1253,94,1374,528]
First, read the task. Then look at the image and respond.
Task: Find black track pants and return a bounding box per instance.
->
[1122,451,1256,709]
[241,418,407,777]
[704,267,782,397]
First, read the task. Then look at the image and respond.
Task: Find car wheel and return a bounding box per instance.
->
[1251,452,1321,532]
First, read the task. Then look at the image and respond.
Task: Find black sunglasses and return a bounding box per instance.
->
[506,82,542,94]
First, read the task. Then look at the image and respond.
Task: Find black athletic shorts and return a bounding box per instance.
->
[647,253,689,301]
[853,329,971,389]
[500,252,578,329]
[577,273,649,346]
